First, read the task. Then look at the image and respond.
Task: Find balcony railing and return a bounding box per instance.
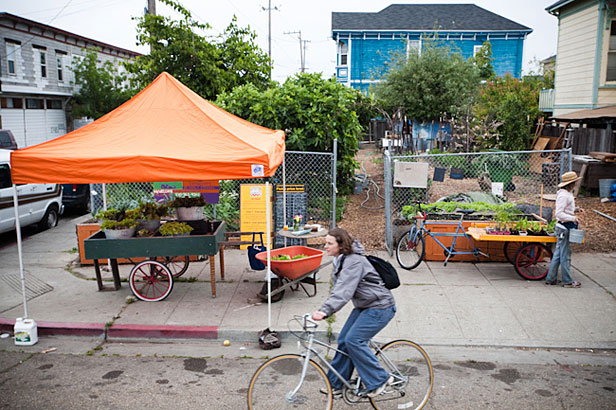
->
[539,89,555,112]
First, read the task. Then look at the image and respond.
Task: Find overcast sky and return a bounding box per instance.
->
[0,0,559,82]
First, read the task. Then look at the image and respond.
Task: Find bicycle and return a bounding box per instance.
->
[396,202,488,270]
[247,314,433,410]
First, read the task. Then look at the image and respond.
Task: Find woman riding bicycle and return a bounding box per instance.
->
[312,227,396,398]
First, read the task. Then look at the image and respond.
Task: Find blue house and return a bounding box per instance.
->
[332,4,532,93]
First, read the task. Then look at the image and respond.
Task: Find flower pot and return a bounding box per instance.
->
[138,219,161,231]
[104,227,136,239]
[176,206,204,221]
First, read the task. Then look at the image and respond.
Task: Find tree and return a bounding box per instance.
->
[124,0,271,100]
[473,74,541,151]
[470,41,495,81]
[216,73,363,194]
[374,39,481,121]
[71,50,133,119]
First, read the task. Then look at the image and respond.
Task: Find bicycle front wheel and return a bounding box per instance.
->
[396,227,425,270]
[370,340,434,410]
[247,354,333,410]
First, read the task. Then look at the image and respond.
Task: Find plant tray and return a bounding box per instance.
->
[256,246,324,280]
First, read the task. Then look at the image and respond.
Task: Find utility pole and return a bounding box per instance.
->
[147,0,156,53]
[284,31,310,73]
[261,1,279,60]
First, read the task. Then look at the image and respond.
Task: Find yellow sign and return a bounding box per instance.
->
[240,184,273,250]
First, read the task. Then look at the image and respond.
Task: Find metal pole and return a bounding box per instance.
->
[282,154,287,247]
[268,0,272,59]
[265,182,272,330]
[331,139,337,229]
[12,184,28,318]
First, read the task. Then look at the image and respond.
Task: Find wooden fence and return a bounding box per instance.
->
[571,128,615,155]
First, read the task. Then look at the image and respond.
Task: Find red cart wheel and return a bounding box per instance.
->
[513,243,552,281]
[158,256,190,278]
[129,260,174,301]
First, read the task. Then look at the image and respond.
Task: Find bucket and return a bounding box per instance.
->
[14,318,38,346]
[176,206,204,221]
[569,229,585,244]
[598,179,616,198]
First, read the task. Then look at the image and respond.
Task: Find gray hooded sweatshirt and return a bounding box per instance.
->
[320,240,396,318]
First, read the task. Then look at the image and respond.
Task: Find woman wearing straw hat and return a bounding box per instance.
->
[545,171,584,287]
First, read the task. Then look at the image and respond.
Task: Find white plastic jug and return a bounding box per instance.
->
[14,318,38,346]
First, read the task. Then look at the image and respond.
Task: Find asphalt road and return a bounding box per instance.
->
[1,340,614,410]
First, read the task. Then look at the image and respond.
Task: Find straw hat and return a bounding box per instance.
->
[558,171,582,188]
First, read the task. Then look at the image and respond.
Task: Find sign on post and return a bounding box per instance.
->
[240,184,273,250]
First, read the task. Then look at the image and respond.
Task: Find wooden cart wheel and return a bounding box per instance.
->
[158,256,190,278]
[129,260,174,302]
[503,242,524,264]
[513,243,552,281]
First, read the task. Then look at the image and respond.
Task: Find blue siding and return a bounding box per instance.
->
[335,30,527,90]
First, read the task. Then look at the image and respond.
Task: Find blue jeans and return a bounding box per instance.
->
[327,306,396,391]
[545,225,573,284]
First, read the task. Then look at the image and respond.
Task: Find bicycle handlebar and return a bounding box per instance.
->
[294,314,319,331]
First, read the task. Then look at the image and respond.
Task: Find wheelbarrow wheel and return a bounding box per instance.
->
[513,243,552,281]
[129,260,174,302]
[158,256,190,278]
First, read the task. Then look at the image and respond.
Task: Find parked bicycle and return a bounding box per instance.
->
[396,202,488,270]
[247,314,433,410]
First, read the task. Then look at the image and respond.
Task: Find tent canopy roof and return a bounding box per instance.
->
[10,72,285,184]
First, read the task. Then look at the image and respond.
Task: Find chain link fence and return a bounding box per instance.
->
[91,150,336,248]
[384,149,572,254]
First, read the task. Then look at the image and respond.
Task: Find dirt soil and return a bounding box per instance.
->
[338,145,616,254]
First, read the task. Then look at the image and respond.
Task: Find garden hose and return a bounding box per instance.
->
[358,161,385,210]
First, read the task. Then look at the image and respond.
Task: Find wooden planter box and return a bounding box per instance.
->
[423,220,508,262]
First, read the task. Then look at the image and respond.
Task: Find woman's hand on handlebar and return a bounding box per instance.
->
[312,311,327,321]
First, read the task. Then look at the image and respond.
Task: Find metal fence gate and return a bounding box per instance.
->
[91,149,337,246]
[384,149,572,254]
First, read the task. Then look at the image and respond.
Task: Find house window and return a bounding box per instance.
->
[46,99,62,109]
[57,56,63,82]
[407,40,421,56]
[607,21,616,81]
[6,42,18,74]
[1,97,23,108]
[26,98,44,109]
[338,41,348,66]
[35,48,47,78]
[473,45,483,57]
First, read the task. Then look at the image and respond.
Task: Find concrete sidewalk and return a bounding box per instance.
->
[1,214,615,350]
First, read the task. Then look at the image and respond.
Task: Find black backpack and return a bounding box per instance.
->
[337,255,400,290]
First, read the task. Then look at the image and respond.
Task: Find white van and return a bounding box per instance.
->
[0,149,63,234]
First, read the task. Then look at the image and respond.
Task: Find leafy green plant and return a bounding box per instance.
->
[137,201,168,220]
[545,219,556,234]
[203,184,239,230]
[159,222,193,236]
[96,206,139,230]
[169,195,206,208]
[401,201,517,220]
[515,217,529,232]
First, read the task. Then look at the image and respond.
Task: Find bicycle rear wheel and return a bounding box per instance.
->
[396,227,425,270]
[247,354,333,410]
[370,340,433,410]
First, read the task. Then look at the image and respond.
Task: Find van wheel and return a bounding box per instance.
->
[38,205,59,231]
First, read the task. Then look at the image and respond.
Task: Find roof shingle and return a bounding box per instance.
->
[332,4,532,32]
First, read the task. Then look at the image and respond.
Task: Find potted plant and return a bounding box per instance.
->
[492,209,511,235]
[159,221,194,236]
[514,217,528,236]
[136,201,168,231]
[169,195,206,221]
[528,221,544,236]
[545,220,557,235]
[96,207,139,239]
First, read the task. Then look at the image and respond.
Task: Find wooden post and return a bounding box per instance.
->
[572,164,588,197]
[209,255,216,298]
[539,184,543,220]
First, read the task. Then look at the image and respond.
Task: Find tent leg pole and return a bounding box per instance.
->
[266,182,272,330]
[12,184,28,319]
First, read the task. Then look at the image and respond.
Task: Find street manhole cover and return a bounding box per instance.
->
[2,273,53,300]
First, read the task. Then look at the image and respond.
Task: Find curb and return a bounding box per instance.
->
[0,318,218,340]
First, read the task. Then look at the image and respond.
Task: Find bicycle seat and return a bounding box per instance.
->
[456,208,475,215]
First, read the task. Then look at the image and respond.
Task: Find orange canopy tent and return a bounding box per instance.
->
[10,72,285,183]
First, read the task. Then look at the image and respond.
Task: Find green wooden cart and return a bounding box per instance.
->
[84,221,226,301]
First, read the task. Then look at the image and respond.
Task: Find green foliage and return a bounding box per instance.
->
[136,201,168,220]
[374,38,481,121]
[169,195,206,208]
[96,206,139,231]
[159,221,194,236]
[100,218,138,231]
[203,182,240,230]
[124,0,271,100]
[401,201,518,220]
[473,74,541,151]
[469,41,495,81]
[71,50,133,119]
[216,73,363,194]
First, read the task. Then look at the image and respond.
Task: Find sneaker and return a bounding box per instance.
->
[319,387,342,398]
[367,376,394,398]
